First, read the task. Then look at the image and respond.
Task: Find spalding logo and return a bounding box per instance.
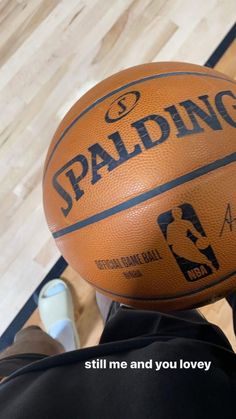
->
[105,91,140,123]
[51,89,236,218]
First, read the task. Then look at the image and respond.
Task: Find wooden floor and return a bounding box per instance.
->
[0,0,236,349]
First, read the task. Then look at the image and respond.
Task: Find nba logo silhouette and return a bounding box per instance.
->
[157,203,219,282]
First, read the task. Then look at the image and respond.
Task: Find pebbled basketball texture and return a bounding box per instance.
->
[43,62,236,311]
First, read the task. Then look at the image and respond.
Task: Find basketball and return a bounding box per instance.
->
[43,61,236,311]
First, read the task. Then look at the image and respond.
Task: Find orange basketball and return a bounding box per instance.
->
[43,62,236,311]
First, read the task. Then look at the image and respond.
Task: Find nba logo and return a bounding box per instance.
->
[157,204,219,282]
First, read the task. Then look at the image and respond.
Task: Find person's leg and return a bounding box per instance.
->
[1,291,112,367]
[0,326,64,382]
[0,326,64,360]
[169,308,207,323]
[0,279,80,381]
[1,279,79,362]
[95,291,207,325]
[98,303,232,351]
[38,279,80,351]
[95,291,232,352]
[95,291,133,323]
[95,292,114,323]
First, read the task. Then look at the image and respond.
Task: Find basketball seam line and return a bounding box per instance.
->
[43,71,236,178]
[52,151,236,238]
[82,269,236,301]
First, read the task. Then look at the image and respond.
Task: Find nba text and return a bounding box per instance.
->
[187,265,208,281]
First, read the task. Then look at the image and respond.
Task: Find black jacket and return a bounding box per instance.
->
[0,306,235,419]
